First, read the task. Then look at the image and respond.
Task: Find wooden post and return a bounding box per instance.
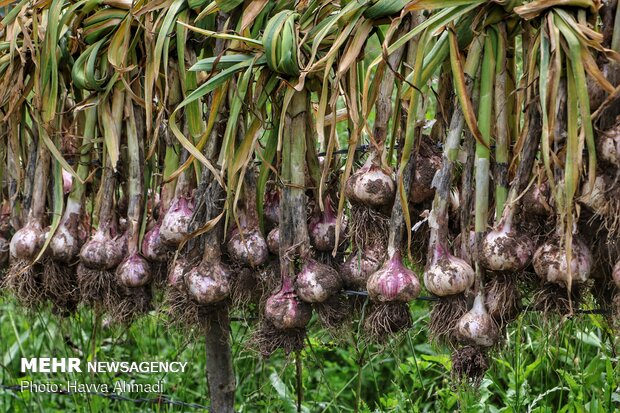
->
[205,307,235,413]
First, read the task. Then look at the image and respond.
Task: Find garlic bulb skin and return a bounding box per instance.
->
[457,293,499,348]
[480,216,534,272]
[80,230,125,270]
[309,198,347,252]
[142,223,170,262]
[226,227,269,268]
[424,245,475,297]
[295,259,342,303]
[340,247,383,290]
[0,236,8,266]
[116,253,152,287]
[185,261,231,304]
[367,251,420,302]
[265,278,312,330]
[612,260,620,289]
[345,156,395,209]
[533,237,592,285]
[10,221,45,261]
[267,227,280,255]
[160,197,193,246]
[597,123,620,168]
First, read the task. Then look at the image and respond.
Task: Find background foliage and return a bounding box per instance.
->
[1,0,620,411]
[1,295,617,412]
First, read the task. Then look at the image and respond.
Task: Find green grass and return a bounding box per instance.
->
[0,295,618,412]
